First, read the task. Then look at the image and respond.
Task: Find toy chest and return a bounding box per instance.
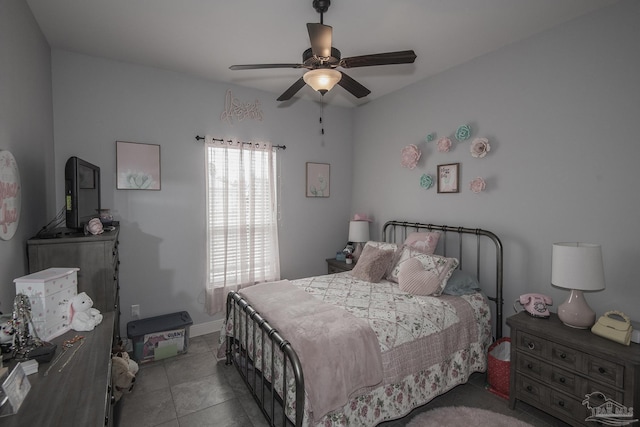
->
[13,267,79,341]
[127,311,192,364]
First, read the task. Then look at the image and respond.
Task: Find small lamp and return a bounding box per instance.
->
[348,220,370,262]
[303,69,342,95]
[551,242,605,329]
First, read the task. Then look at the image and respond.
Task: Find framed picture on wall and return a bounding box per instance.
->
[437,163,460,193]
[306,162,330,197]
[116,141,161,190]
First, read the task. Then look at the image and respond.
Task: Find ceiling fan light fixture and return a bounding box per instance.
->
[303,69,342,95]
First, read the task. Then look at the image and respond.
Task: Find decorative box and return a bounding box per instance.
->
[14,267,79,341]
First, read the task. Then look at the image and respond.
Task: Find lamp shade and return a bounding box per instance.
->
[551,243,605,291]
[348,221,370,243]
[303,69,342,94]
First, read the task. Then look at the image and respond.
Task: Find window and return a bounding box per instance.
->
[204,141,280,315]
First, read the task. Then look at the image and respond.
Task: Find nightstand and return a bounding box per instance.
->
[326,258,355,274]
[507,311,640,426]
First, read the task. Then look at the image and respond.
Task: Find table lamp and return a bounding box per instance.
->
[348,220,370,262]
[551,242,605,329]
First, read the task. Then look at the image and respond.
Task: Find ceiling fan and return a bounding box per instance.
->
[229,0,417,101]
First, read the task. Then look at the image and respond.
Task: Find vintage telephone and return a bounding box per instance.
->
[514,293,553,318]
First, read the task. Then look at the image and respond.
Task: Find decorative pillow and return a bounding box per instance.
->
[403,231,440,254]
[442,269,481,296]
[387,245,429,283]
[363,240,398,253]
[391,249,459,296]
[351,245,396,283]
[397,258,443,296]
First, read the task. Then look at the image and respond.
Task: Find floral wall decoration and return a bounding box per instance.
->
[470,137,491,158]
[469,177,486,193]
[420,174,433,190]
[436,137,452,153]
[455,124,471,142]
[411,121,495,194]
[401,144,421,169]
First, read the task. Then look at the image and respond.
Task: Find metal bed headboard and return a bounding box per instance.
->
[382,221,504,339]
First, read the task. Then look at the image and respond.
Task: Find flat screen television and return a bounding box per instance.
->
[65,156,101,230]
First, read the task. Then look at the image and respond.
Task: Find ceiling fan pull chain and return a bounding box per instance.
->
[320,97,325,135]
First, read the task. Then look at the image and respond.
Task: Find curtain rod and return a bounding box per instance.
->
[195,135,286,150]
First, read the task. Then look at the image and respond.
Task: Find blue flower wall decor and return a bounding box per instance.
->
[420,174,434,190]
[455,124,471,141]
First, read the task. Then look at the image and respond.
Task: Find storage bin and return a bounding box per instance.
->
[14,268,79,341]
[487,337,511,399]
[127,311,193,363]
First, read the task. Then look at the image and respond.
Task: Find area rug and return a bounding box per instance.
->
[406,406,535,427]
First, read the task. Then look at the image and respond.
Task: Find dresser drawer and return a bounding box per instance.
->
[516,352,546,381]
[550,366,579,395]
[585,354,624,388]
[515,331,548,358]
[549,389,587,423]
[328,265,343,274]
[580,378,623,404]
[515,375,548,406]
[550,342,580,371]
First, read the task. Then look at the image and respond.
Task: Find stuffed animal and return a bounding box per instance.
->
[69,292,103,331]
[0,319,14,352]
[111,356,136,402]
[112,345,139,375]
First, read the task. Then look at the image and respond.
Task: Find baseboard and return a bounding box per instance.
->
[191,318,225,337]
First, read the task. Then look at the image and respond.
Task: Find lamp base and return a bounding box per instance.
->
[557,289,596,329]
[353,242,364,262]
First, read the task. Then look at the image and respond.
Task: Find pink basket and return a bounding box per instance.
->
[487,337,511,399]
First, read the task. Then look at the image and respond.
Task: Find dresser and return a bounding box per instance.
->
[326,258,355,274]
[507,311,640,426]
[27,228,120,343]
[1,312,116,426]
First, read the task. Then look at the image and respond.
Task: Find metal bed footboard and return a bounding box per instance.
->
[225,290,304,427]
[225,221,504,427]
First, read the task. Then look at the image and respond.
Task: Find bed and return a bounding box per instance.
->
[220,221,504,427]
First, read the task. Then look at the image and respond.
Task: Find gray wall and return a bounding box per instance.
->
[351,0,640,334]
[51,51,354,335]
[5,0,639,339]
[0,0,54,314]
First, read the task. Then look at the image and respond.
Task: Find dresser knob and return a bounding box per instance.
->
[527,342,535,350]
[560,353,566,359]
[559,377,566,383]
[526,385,533,392]
[599,367,606,374]
[558,400,565,407]
[527,363,533,369]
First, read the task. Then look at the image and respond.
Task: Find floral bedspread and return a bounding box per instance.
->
[221,272,492,426]
[291,272,487,352]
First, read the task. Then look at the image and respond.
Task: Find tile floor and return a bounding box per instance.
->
[115,332,570,427]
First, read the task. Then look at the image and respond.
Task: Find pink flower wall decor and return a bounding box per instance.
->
[470,177,486,193]
[436,137,452,153]
[401,144,421,169]
[470,138,491,158]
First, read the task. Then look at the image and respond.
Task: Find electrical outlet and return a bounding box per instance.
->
[131,304,140,319]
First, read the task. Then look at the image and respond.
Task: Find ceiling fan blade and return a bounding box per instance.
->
[230,63,304,70]
[277,77,307,101]
[307,23,333,58]
[340,50,417,68]
[337,72,371,99]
